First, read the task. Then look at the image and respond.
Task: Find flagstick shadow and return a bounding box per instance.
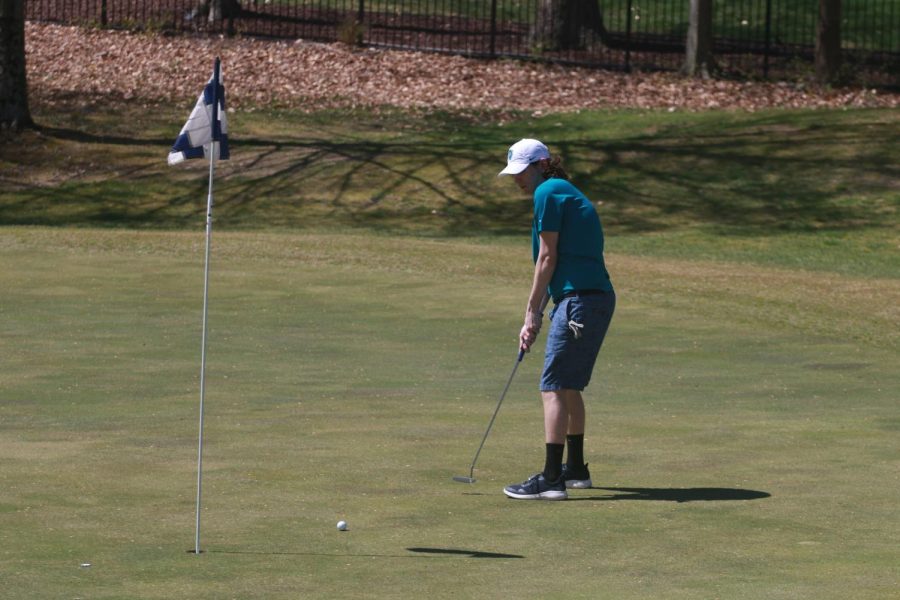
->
[205,547,523,559]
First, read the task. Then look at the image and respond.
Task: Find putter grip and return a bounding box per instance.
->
[517,349,525,362]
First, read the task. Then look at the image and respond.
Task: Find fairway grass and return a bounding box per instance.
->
[1,228,898,599]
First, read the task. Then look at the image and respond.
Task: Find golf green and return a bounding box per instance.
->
[1,228,897,598]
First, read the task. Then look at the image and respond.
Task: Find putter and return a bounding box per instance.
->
[453,349,526,484]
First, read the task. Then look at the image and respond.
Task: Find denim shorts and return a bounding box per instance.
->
[540,292,616,392]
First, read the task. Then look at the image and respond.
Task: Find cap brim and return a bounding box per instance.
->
[498,162,529,176]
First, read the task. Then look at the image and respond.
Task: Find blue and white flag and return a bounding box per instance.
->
[168,58,230,166]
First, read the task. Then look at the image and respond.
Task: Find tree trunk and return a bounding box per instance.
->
[0,0,32,130]
[815,0,842,84]
[683,0,714,78]
[208,0,243,35]
[532,0,604,52]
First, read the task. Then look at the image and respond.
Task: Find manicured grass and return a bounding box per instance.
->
[1,103,897,597]
[0,227,897,599]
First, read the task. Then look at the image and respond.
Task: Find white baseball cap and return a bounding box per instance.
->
[498,139,550,176]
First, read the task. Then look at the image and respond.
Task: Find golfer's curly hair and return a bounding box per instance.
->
[541,156,569,181]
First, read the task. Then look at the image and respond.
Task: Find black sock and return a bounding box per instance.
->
[566,434,585,468]
[543,443,565,482]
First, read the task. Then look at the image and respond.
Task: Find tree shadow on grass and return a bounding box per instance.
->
[5,111,896,236]
[556,114,900,234]
[32,123,173,146]
[567,487,771,502]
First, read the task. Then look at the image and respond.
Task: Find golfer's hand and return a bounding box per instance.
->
[519,324,535,352]
[519,311,542,352]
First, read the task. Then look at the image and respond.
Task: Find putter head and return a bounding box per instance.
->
[453,476,476,484]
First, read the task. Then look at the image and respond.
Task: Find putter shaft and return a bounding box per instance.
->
[453,350,525,483]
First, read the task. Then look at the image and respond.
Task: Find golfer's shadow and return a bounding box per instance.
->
[569,487,771,502]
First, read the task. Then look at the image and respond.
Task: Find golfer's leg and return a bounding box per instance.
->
[542,391,568,443]
[564,389,585,435]
[541,391,567,482]
[503,390,569,499]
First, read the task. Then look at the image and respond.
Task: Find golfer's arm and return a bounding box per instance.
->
[527,231,558,317]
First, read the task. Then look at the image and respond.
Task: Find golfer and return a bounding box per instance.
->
[499,139,615,500]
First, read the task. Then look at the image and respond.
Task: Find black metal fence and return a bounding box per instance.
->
[27,0,900,85]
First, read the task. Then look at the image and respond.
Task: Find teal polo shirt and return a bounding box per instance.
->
[532,178,614,302]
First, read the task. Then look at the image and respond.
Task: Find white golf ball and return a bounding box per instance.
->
[336,520,348,531]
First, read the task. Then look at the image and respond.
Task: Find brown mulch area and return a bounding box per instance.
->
[26,22,899,114]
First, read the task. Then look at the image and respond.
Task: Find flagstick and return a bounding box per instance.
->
[194,151,214,555]
[195,57,221,556]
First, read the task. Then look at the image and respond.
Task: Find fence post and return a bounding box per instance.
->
[625,0,633,72]
[100,0,107,27]
[490,0,498,57]
[763,0,772,78]
[358,0,364,24]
